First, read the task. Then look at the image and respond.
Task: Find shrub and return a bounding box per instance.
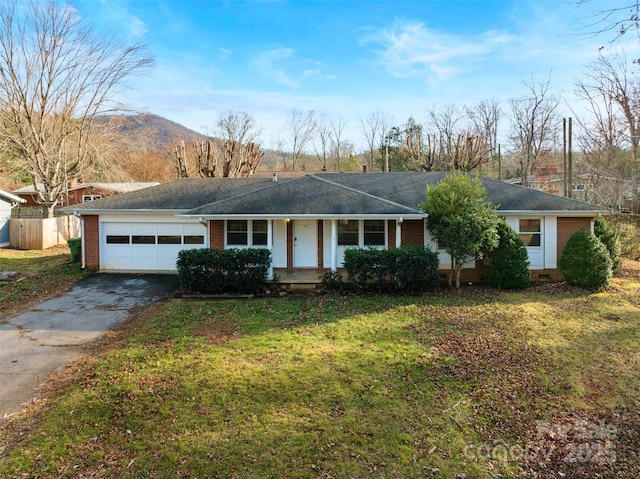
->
[558,229,612,290]
[594,216,622,273]
[482,220,531,289]
[343,247,440,294]
[176,248,271,294]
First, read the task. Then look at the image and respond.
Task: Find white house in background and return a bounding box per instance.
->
[0,189,26,247]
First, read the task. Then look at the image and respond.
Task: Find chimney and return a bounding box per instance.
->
[68,178,78,188]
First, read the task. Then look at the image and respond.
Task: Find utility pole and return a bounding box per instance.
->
[563,118,567,197]
[568,117,573,199]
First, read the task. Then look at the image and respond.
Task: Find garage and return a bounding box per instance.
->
[101,221,206,271]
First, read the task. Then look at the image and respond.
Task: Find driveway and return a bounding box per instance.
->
[0,274,178,421]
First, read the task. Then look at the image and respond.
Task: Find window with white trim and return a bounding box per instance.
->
[338,220,359,246]
[82,195,102,202]
[337,220,386,247]
[518,218,541,247]
[226,220,268,246]
[364,220,385,246]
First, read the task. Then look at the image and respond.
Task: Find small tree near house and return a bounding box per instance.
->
[422,172,500,288]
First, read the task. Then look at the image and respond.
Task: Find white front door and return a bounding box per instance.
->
[294,220,318,268]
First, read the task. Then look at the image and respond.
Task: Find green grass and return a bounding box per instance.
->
[0,246,89,311]
[1,272,639,478]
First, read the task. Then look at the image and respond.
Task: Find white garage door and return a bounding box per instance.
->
[102,222,206,271]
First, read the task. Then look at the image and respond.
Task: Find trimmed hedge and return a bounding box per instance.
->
[558,229,612,290]
[176,248,271,294]
[481,220,531,289]
[343,247,440,294]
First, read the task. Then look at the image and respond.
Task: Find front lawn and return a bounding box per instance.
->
[1,263,639,478]
[0,245,89,316]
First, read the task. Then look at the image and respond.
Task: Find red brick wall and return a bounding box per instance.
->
[83,215,100,269]
[209,220,224,250]
[401,220,424,246]
[317,220,324,268]
[556,216,592,260]
[388,220,397,249]
[287,221,293,268]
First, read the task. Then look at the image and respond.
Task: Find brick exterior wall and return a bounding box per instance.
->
[287,221,293,268]
[209,220,224,250]
[317,220,324,268]
[556,216,592,260]
[401,220,424,247]
[388,220,396,249]
[83,215,100,269]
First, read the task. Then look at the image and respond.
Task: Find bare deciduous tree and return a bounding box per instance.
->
[313,114,333,171]
[575,52,640,211]
[0,0,152,217]
[508,77,560,187]
[360,111,392,172]
[330,117,347,171]
[467,99,502,161]
[284,109,316,171]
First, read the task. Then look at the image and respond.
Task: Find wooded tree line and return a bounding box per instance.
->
[1,0,640,216]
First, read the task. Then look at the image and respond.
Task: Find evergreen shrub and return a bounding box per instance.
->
[558,229,612,290]
[176,248,271,294]
[481,220,531,289]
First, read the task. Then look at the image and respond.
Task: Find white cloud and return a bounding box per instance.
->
[360,19,514,84]
[249,46,301,88]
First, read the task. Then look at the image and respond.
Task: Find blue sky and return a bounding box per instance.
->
[74,0,640,150]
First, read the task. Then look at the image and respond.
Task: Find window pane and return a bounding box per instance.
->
[520,233,541,247]
[184,235,204,245]
[158,235,181,245]
[519,219,541,233]
[519,218,541,247]
[227,220,248,245]
[252,220,268,246]
[106,235,130,244]
[364,220,385,246]
[132,235,155,244]
[338,220,359,246]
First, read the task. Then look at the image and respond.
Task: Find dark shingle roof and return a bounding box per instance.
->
[186,175,422,216]
[66,177,281,211]
[317,172,602,212]
[66,172,603,216]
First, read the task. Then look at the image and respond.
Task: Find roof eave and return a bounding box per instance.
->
[177,213,427,220]
[498,209,602,216]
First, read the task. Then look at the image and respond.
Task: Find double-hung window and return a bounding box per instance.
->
[363,220,385,246]
[338,220,359,246]
[338,220,386,247]
[226,220,268,247]
[519,218,541,247]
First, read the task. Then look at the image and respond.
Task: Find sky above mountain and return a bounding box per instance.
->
[75,0,640,150]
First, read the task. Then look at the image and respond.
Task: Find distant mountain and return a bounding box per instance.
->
[94,113,208,153]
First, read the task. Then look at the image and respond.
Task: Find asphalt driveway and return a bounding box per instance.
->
[0,273,178,421]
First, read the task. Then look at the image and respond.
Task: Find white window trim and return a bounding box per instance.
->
[517,217,543,249]
[337,219,388,248]
[82,194,102,202]
[225,219,268,248]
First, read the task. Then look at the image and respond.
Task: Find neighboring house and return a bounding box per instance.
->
[506,174,634,212]
[12,180,160,208]
[65,172,603,283]
[0,189,26,247]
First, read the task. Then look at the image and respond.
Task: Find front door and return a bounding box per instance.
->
[294,220,318,268]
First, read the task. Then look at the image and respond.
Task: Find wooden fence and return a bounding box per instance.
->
[10,215,81,250]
